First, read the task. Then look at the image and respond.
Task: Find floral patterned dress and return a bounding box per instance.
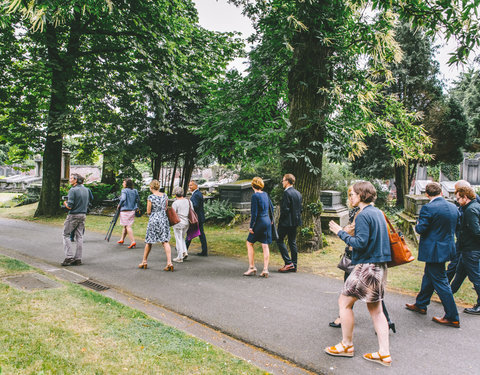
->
[145,194,170,244]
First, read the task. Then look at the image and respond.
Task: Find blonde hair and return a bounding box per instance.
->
[251,177,264,190]
[150,179,160,191]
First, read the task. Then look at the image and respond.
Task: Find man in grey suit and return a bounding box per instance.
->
[277,174,302,273]
[405,182,460,327]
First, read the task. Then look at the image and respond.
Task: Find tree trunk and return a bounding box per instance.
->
[101,152,117,184]
[35,15,82,216]
[152,155,161,181]
[283,17,332,252]
[35,23,67,216]
[169,154,179,195]
[182,151,195,194]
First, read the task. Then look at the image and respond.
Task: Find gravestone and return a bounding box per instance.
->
[414,180,430,195]
[218,180,254,214]
[416,165,428,180]
[404,194,430,217]
[461,153,480,185]
[319,190,348,233]
[441,181,456,199]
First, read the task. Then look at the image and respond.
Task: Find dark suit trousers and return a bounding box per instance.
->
[186,221,208,254]
[416,262,459,321]
[451,251,480,305]
[276,226,298,267]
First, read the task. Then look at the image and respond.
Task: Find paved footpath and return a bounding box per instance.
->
[1,218,479,375]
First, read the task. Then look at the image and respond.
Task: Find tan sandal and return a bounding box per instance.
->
[363,352,392,367]
[324,342,354,357]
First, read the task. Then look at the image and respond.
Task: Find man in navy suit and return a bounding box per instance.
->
[277,174,303,272]
[186,180,208,256]
[406,182,460,327]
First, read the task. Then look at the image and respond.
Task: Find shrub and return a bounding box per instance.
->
[204,199,235,223]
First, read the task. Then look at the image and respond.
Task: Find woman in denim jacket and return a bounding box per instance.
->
[325,181,392,367]
[117,178,140,249]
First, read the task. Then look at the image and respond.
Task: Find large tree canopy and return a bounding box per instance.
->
[0,0,241,215]
[200,0,480,250]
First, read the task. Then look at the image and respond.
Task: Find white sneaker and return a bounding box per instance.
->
[183,253,188,260]
[173,257,183,263]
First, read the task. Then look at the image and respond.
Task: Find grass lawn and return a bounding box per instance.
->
[0,203,476,306]
[0,255,266,374]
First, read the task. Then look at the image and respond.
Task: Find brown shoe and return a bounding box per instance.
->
[432,316,460,328]
[278,263,296,273]
[405,303,427,315]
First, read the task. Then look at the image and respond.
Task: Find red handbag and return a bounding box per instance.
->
[165,198,180,226]
[188,200,198,224]
[383,212,415,268]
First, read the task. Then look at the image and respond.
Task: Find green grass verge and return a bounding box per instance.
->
[0,255,266,374]
[0,203,476,306]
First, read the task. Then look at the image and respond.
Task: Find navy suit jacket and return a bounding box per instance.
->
[190,189,205,223]
[278,187,302,227]
[415,196,459,263]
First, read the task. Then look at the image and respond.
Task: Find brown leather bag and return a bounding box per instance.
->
[383,212,415,268]
[165,198,180,226]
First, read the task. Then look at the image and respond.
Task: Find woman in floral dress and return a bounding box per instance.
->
[138,179,173,271]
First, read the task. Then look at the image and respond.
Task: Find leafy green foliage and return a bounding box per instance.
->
[204,200,236,223]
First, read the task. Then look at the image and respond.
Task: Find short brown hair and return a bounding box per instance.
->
[283,174,295,185]
[352,181,376,203]
[124,178,133,189]
[251,177,264,190]
[425,182,442,197]
[150,179,160,191]
[455,186,476,200]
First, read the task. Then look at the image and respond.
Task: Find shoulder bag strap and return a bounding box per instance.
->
[382,212,396,234]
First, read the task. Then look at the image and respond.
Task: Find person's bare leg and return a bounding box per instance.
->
[126,225,135,244]
[246,241,255,268]
[163,241,172,265]
[261,243,270,271]
[119,226,127,242]
[339,294,357,346]
[141,243,152,263]
[367,301,391,363]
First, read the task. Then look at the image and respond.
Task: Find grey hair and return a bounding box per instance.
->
[173,186,184,197]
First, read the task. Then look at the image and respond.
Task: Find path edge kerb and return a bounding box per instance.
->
[0,247,319,375]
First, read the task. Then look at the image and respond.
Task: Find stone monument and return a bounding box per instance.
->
[319,190,348,233]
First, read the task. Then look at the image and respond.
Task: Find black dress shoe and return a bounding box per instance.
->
[72,259,82,266]
[464,304,480,315]
[329,321,341,328]
[195,252,208,256]
[61,258,75,266]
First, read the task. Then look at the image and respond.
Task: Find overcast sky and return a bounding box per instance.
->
[193,0,469,86]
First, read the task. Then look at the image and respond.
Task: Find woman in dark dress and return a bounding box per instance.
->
[244,177,274,278]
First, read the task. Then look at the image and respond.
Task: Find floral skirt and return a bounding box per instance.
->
[342,263,387,303]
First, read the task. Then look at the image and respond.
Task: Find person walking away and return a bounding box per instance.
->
[62,174,91,266]
[277,174,302,273]
[172,186,190,262]
[451,186,480,315]
[328,186,396,333]
[243,177,274,278]
[446,179,480,282]
[185,180,208,256]
[405,182,460,327]
[117,178,140,249]
[138,179,173,271]
[326,181,392,367]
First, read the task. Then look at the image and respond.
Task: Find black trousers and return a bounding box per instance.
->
[276,225,298,267]
[186,221,208,254]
